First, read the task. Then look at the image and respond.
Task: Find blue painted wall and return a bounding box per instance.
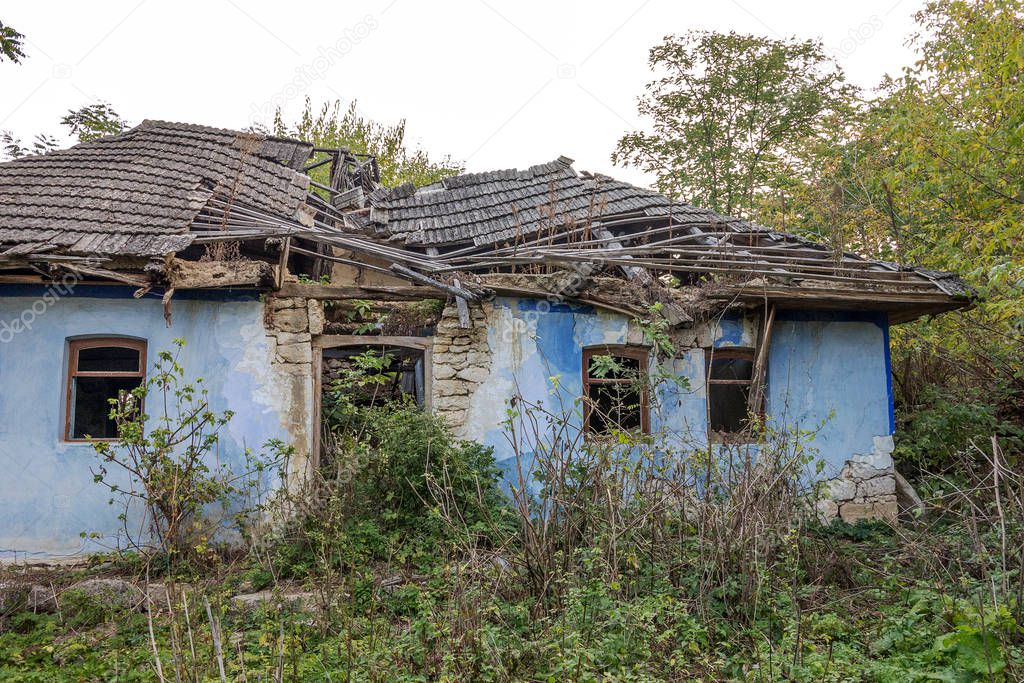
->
[767,310,894,478]
[462,298,893,487]
[0,285,894,557]
[0,286,294,559]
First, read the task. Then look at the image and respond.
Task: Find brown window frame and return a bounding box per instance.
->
[704,346,758,442]
[64,337,147,442]
[582,345,650,436]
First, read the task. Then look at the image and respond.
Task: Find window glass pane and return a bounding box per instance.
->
[709,356,753,381]
[587,353,641,380]
[77,345,140,373]
[70,376,142,439]
[709,383,750,433]
[587,382,642,433]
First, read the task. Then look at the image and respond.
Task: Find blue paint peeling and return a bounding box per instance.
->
[515,298,594,315]
[468,298,895,490]
[0,294,291,559]
[1,287,899,557]
[713,311,748,347]
[882,314,895,434]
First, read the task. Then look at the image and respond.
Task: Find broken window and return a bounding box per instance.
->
[706,347,755,437]
[65,337,146,440]
[322,344,426,408]
[582,346,649,435]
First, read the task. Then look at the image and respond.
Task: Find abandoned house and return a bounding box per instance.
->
[0,121,971,559]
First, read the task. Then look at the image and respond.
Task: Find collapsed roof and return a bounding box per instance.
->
[0,121,972,323]
[0,121,310,259]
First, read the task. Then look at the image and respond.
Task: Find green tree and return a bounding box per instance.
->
[61,102,130,142]
[754,0,1024,458]
[271,98,462,188]
[874,0,1023,315]
[2,102,130,159]
[612,31,854,218]
[1,131,57,159]
[0,20,25,63]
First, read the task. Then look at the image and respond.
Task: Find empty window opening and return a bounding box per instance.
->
[706,348,755,437]
[582,346,650,435]
[322,344,426,408]
[66,337,146,441]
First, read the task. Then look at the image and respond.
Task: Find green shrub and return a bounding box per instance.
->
[264,386,510,579]
[894,385,1024,476]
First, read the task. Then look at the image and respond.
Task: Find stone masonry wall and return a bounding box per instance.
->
[430,302,491,437]
[817,436,898,523]
[263,296,323,482]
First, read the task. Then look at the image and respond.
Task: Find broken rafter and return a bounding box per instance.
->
[447,252,938,289]
[389,263,481,302]
[61,264,150,288]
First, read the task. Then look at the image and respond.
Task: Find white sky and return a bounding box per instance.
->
[1,0,921,188]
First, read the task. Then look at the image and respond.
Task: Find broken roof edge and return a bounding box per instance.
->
[0,117,977,320]
[708,279,974,325]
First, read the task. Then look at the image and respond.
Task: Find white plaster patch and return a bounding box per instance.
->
[849,434,895,470]
[464,307,516,443]
[464,370,514,444]
[235,320,283,412]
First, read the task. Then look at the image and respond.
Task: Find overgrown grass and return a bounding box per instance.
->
[2,517,1021,681]
[4,399,1024,681]
[4,352,1024,681]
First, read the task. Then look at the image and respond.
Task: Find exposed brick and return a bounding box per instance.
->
[274,331,311,345]
[838,502,873,523]
[434,364,456,380]
[872,498,898,522]
[457,366,489,383]
[269,297,303,311]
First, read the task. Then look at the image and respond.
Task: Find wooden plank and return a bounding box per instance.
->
[484,285,647,320]
[313,334,433,350]
[275,237,291,289]
[62,264,150,288]
[311,345,323,471]
[453,278,471,328]
[707,286,965,305]
[747,304,776,416]
[592,227,653,284]
[422,343,433,413]
[390,263,480,301]
[277,282,441,301]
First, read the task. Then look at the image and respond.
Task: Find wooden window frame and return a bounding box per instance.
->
[582,345,651,436]
[64,337,147,442]
[312,334,433,470]
[704,346,758,442]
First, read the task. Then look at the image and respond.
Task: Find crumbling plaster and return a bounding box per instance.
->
[0,286,310,559]
[429,299,898,521]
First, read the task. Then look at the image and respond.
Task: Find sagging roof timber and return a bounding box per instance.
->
[0,120,973,324]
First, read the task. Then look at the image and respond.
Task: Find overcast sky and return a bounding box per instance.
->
[2,0,921,188]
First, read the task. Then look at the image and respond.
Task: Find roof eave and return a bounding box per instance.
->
[707,283,975,323]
